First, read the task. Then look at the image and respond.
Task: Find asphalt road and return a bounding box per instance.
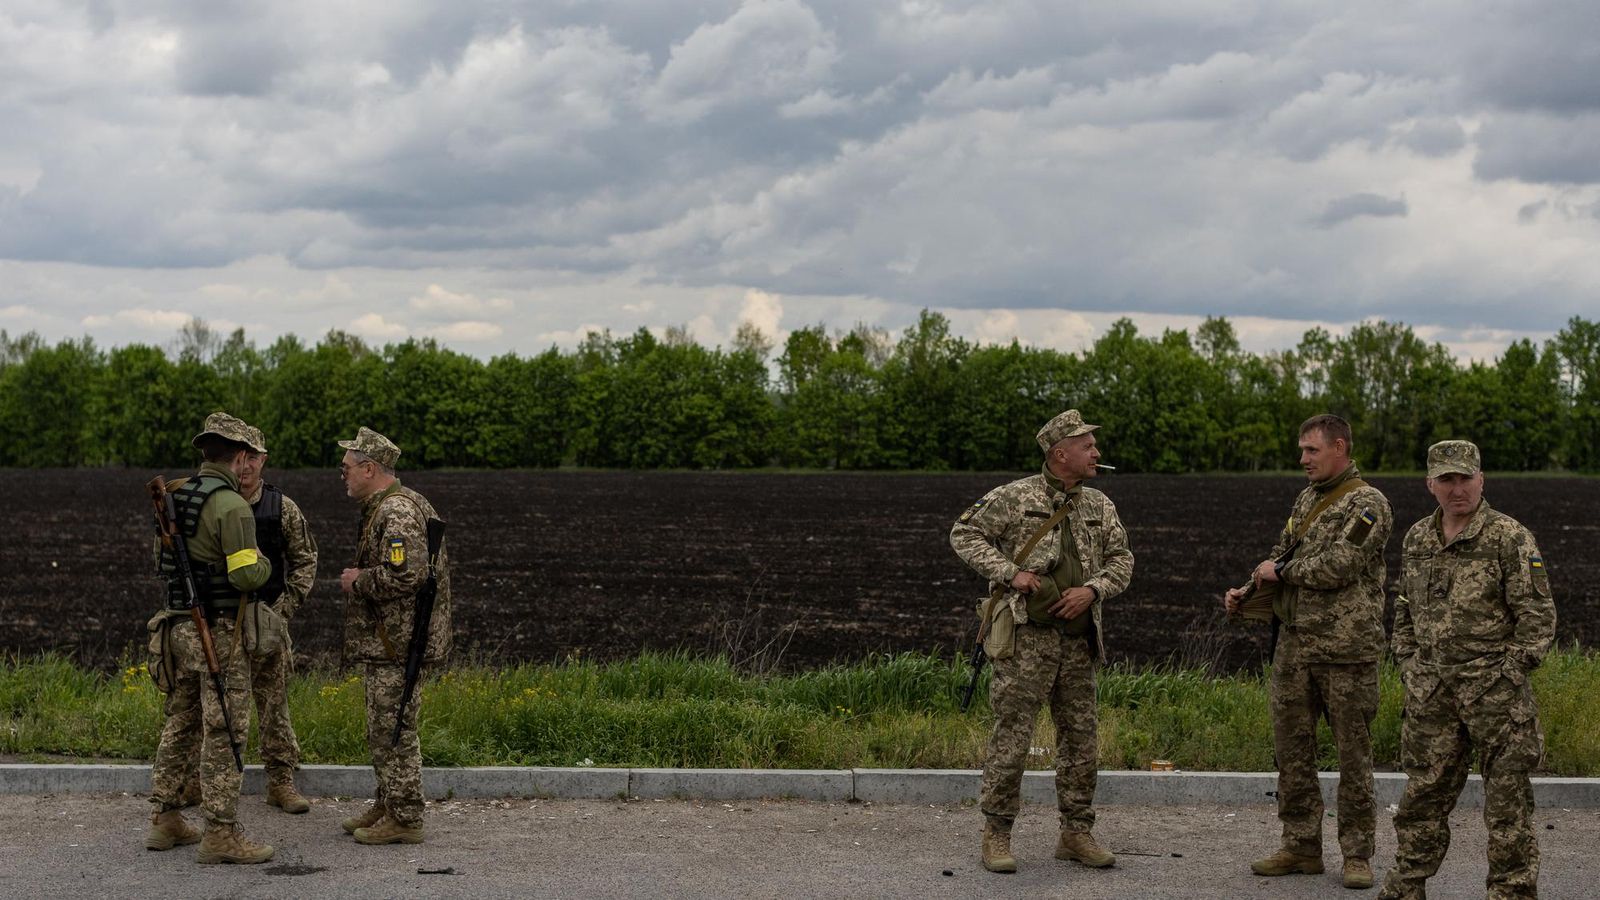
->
[2,794,1595,899]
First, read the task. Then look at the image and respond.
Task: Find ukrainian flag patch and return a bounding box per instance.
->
[388,538,406,567]
[1360,510,1376,526]
[1530,555,1544,569]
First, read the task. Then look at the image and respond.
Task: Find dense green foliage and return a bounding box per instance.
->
[3,313,1597,471]
[4,650,1598,775]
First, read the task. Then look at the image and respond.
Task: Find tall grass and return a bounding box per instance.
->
[2,648,1595,775]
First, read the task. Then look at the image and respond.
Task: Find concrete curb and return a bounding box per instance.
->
[4,764,1600,808]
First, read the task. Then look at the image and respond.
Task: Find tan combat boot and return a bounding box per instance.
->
[266,782,311,814]
[1055,831,1116,868]
[981,818,1017,873]
[196,823,275,865]
[341,802,387,835]
[1251,848,1325,876]
[353,816,425,845]
[145,809,201,851]
[1343,857,1374,889]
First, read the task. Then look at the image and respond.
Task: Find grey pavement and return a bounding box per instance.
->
[1,792,1597,899]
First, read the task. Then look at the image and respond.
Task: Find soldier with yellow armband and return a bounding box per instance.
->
[145,412,275,864]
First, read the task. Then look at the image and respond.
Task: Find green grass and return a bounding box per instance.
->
[3,649,1597,775]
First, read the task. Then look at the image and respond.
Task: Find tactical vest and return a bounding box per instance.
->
[254,484,286,605]
[159,475,243,612]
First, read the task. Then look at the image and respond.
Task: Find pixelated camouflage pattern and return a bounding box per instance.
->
[1392,500,1556,673]
[950,466,1134,661]
[344,482,451,665]
[980,624,1099,831]
[362,663,426,828]
[1269,630,1379,860]
[1425,439,1481,479]
[250,643,300,786]
[192,411,266,453]
[1034,409,1099,451]
[337,425,401,469]
[148,618,252,826]
[1382,500,1554,900]
[1244,465,1392,663]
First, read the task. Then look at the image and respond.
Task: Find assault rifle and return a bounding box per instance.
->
[960,627,987,713]
[147,476,244,772]
[393,517,446,748]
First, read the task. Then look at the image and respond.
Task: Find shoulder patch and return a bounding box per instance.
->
[1344,508,1377,546]
[1530,553,1551,598]
[387,537,406,567]
[957,499,987,524]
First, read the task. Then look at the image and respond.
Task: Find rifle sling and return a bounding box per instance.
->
[981,497,1077,635]
[1290,477,1369,546]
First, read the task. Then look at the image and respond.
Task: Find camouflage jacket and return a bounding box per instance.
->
[1253,465,1392,663]
[245,486,319,621]
[152,463,272,622]
[1393,499,1555,675]
[343,481,452,665]
[949,466,1134,661]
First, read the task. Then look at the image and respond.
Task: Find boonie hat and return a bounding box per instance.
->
[1426,440,1480,478]
[1036,409,1100,452]
[191,411,267,454]
[337,426,401,469]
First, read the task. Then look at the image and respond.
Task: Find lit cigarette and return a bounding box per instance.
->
[1095,463,1116,470]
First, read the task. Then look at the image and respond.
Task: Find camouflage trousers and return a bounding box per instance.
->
[981,623,1098,831]
[363,663,426,828]
[149,617,251,825]
[248,641,301,786]
[1381,664,1544,900]
[1270,629,1378,860]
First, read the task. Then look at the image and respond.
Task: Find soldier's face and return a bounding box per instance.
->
[340,451,377,499]
[238,452,266,494]
[1052,434,1100,481]
[1298,430,1347,481]
[1427,471,1483,518]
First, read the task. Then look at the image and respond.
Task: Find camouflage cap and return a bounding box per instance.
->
[191,411,266,454]
[337,426,401,468]
[1036,409,1100,452]
[1427,440,1481,478]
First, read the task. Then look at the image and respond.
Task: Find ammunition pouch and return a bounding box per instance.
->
[978,590,1017,660]
[240,599,290,659]
[145,613,179,694]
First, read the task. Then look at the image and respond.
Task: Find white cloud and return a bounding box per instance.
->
[737,289,784,339]
[81,308,193,330]
[408,284,513,317]
[348,313,407,339]
[427,320,503,342]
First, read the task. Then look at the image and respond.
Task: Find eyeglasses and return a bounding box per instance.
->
[338,460,373,476]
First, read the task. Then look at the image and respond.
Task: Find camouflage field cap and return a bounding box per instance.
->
[1427,439,1481,478]
[337,426,401,468]
[1036,409,1100,452]
[191,411,267,454]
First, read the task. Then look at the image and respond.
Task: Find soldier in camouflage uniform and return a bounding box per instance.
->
[1378,440,1555,900]
[145,412,276,864]
[1224,414,1392,889]
[337,427,451,845]
[951,410,1134,875]
[208,423,318,813]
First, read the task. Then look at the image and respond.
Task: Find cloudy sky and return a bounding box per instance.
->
[2,0,1596,361]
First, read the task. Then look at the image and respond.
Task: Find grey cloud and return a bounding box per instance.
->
[1475,112,1600,184]
[1315,193,1408,228]
[1394,118,1466,157]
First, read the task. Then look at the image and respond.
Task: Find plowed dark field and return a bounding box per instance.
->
[1,470,1595,673]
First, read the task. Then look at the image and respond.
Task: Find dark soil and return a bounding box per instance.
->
[1,470,1594,673]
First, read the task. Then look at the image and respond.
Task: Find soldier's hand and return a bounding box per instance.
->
[1223,587,1245,615]
[1010,571,1041,594]
[1253,559,1280,584]
[1050,587,1095,620]
[340,567,361,594]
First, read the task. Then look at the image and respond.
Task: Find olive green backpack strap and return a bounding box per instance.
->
[981,500,1077,625]
[1290,477,1369,543]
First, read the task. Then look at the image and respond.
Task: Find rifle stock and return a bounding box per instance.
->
[147,477,244,773]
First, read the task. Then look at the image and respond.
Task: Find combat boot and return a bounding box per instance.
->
[145,809,201,850]
[980,818,1016,873]
[1343,857,1374,889]
[353,816,425,845]
[266,782,311,814]
[1055,831,1116,868]
[341,802,387,834]
[195,823,274,865]
[1251,848,1325,876]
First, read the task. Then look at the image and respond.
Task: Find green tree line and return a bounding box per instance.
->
[2,313,1597,472]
